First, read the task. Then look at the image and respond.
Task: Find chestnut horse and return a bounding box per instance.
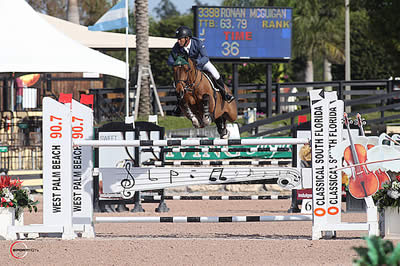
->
[172,55,237,138]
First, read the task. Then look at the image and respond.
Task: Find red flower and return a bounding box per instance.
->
[1,197,6,203]
[0,175,11,189]
[8,202,13,207]
[10,178,23,189]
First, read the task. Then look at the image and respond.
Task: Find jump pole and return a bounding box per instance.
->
[141,147,291,153]
[141,195,291,201]
[142,160,292,166]
[96,215,312,223]
[74,138,309,147]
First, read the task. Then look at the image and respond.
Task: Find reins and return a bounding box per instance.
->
[174,60,203,98]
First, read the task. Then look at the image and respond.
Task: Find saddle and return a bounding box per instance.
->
[202,70,219,92]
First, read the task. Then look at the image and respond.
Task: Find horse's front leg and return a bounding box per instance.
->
[181,103,201,128]
[202,94,212,126]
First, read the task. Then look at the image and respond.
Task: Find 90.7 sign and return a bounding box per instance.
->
[48,115,84,139]
[193,6,292,60]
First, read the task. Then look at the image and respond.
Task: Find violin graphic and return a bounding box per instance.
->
[356,113,391,189]
[344,113,379,199]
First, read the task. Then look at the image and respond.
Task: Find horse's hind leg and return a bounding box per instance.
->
[216,117,229,139]
[202,94,212,126]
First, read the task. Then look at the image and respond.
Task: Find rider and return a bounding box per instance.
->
[167,26,235,103]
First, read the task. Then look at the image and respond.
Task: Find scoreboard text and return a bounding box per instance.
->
[193,6,292,61]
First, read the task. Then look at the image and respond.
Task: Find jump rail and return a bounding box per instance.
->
[74,138,310,147]
[141,195,291,201]
[142,147,291,153]
[142,160,292,166]
[95,215,312,223]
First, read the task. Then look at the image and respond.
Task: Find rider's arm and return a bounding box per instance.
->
[196,39,210,68]
[167,52,175,67]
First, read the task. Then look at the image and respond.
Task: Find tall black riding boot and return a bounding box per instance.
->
[216,77,235,103]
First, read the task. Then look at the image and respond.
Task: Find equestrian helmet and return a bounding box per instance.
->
[176,26,192,39]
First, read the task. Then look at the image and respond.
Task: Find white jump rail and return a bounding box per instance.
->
[96,215,313,223]
[74,138,310,147]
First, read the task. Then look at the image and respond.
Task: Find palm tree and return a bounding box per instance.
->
[291,0,344,87]
[67,0,80,24]
[135,0,151,116]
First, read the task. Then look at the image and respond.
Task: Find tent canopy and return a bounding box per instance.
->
[41,14,176,49]
[0,0,126,79]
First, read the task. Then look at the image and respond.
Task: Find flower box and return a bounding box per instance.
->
[373,179,400,239]
[0,207,15,240]
[383,207,400,239]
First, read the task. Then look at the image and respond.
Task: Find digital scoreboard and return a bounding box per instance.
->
[193,6,292,61]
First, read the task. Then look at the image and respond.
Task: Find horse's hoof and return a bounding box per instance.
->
[220,130,230,139]
[203,115,211,126]
[192,118,200,128]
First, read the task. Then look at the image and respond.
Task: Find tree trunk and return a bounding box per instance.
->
[323,57,333,91]
[135,0,151,116]
[67,0,80,24]
[305,58,314,92]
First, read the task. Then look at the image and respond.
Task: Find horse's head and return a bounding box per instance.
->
[172,54,192,99]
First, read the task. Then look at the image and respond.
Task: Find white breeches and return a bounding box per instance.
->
[203,61,220,80]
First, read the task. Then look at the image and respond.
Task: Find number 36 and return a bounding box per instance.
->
[221,41,240,56]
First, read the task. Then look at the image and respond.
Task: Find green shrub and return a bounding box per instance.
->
[353,235,400,265]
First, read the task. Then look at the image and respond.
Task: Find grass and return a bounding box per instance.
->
[137,115,248,131]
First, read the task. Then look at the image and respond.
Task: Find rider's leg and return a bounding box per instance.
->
[203,61,235,103]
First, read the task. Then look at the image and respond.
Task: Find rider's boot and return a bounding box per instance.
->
[216,77,235,103]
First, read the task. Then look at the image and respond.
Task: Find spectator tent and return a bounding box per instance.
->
[0,0,125,79]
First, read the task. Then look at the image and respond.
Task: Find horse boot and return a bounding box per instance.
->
[172,103,182,115]
[202,95,212,126]
[173,99,182,115]
[216,77,235,103]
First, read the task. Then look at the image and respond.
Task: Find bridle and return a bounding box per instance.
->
[173,60,203,100]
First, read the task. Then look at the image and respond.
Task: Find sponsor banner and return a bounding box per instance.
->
[43,97,72,226]
[297,188,313,200]
[309,90,330,225]
[325,92,344,224]
[71,100,93,224]
[165,137,292,160]
[165,149,291,160]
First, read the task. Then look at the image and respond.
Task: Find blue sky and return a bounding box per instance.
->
[148,0,222,18]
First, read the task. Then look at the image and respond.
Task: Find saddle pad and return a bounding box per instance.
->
[203,72,219,92]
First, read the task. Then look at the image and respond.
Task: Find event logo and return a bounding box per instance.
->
[10,241,38,259]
